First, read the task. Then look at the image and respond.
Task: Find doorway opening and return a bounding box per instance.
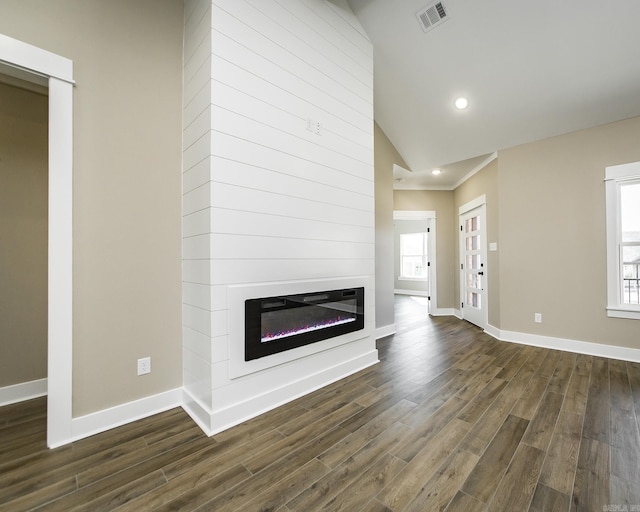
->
[393,210,437,315]
[0,76,48,409]
[0,34,74,448]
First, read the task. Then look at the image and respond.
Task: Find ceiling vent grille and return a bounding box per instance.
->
[416,1,449,33]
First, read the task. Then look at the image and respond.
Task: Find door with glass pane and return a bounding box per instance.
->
[460,205,486,328]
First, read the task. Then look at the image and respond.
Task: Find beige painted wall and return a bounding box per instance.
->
[0,0,184,415]
[0,82,48,388]
[498,116,640,349]
[375,123,408,329]
[394,190,456,310]
[454,159,500,326]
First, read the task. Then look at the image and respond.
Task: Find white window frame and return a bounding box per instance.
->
[605,161,640,320]
[399,231,428,281]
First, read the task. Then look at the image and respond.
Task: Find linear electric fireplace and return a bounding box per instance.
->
[244,287,364,361]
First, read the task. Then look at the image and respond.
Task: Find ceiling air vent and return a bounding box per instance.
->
[416,1,449,33]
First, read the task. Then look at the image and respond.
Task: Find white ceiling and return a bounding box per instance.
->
[346,0,640,189]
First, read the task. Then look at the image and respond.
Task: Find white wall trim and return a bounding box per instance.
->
[0,33,75,448]
[376,323,396,339]
[182,388,214,435]
[201,351,379,437]
[0,378,47,407]
[430,308,457,317]
[483,323,501,339]
[47,76,74,449]
[459,194,487,215]
[485,324,640,363]
[0,34,73,83]
[57,388,183,448]
[393,210,436,220]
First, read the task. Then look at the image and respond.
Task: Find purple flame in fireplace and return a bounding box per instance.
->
[261,315,356,343]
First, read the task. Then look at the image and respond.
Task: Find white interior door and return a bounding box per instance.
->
[460,205,487,328]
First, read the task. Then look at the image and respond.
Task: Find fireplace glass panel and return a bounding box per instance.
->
[245,287,364,361]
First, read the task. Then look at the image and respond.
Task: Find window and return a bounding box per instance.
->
[605,161,640,319]
[400,232,428,279]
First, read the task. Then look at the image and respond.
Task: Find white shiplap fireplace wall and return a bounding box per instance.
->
[182,0,377,435]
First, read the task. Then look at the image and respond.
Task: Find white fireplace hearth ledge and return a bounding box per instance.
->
[228,276,373,379]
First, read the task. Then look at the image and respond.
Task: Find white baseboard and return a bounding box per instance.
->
[394,289,429,297]
[485,324,640,363]
[430,308,457,317]
[0,378,47,407]
[376,323,396,339]
[68,388,182,444]
[484,323,501,340]
[182,388,213,434]
[197,351,379,437]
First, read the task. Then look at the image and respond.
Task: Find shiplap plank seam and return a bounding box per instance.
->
[211,30,371,124]
[213,1,372,99]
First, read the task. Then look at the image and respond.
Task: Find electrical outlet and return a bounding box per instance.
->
[137,357,151,375]
[534,313,542,323]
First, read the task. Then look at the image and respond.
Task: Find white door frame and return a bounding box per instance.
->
[459,196,488,329]
[0,34,74,448]
[393,210,437,314]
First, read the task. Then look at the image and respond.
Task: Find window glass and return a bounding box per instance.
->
[621,182,640,242]
[620,182,640,305]
[467,273,482,289]
[467,291,480,308]
[401,233,424,255]
[466,235,479,250]
[465,217,479,233]
[622,246,640,305]
[400,232,427,279]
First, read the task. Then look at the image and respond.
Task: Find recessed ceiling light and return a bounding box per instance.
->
[454,97,469,110]
[432,169,441,175]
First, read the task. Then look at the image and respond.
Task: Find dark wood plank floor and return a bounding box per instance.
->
[2,295,640,511]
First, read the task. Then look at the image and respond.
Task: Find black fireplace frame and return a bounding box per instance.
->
[244,287,364,361]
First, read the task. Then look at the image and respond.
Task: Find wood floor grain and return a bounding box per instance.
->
[1,295,639,511]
